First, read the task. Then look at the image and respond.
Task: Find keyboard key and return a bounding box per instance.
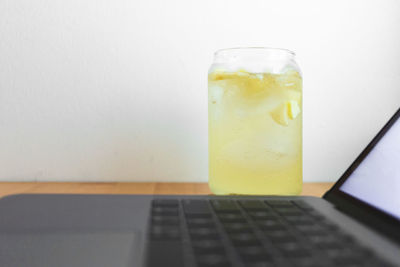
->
[152,207,179,216]
[333,258,364,266]
[265,200,293,208]
[306,211,326,221]
[196,253,231,267]
[291,200,314,211]
[364,258,396,267]
[183,200,212,218]
[283,215,315,226]
[296,224,330,236]
[239,200,269,211]
[211,200,241,213]
[308,235,342,249]
[192,239,225,254]
[249,211,277,220]
[223,222,252,233]
[238,246,273,262]
[290,256,324,267]
[245,263,276,267]
[187,217,215,228]
[218,213,246,223]
[151,225,180,234]
[229,233,261,246]
[273,207,304,216]
[151,225,181,240]
[146,241,184,267]
[331,251,370,266]
[263,230,297,243]
[322,221,340,231]
[324,246,371,259]
[276,241,311,257]
[257,219,287,231]
[152,199,179,207]
[190,227,219,240]
[152,215,179,226]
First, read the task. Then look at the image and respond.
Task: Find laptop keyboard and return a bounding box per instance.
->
[146,198,393,267]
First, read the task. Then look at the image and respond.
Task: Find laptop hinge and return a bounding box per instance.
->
[325,193,400,245]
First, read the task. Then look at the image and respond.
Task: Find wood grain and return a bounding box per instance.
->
[0,182,333,198]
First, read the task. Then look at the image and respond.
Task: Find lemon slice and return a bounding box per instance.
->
[270,101,301,126]
[288,100,300,119]
[270,103,290,126]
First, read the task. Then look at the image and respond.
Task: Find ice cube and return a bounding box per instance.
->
[255,74,263,80]
[285,90,301,103]
[209,84,224,104]
[276,69,302,90]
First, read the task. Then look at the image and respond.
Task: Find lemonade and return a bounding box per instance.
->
[208,68,302,195]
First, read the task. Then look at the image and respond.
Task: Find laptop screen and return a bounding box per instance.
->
[339,113,400,220]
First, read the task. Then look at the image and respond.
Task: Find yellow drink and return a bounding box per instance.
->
[208,69,302,195]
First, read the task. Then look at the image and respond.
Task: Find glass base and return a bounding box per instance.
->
[209,181,302,196]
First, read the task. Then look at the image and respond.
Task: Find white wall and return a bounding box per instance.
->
[0,0,399,182]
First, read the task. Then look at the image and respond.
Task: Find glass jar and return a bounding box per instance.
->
[208,47,302,195]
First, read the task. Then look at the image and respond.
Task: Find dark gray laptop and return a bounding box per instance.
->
[0,108,399,267]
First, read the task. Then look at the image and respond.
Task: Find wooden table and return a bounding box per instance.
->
[0,182,333,198]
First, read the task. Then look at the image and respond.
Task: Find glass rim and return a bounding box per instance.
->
[214,47,295,57]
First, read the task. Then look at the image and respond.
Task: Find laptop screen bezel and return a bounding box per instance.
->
[323,107,400,244]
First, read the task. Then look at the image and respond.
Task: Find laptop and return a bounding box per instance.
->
[0,108,399,267]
